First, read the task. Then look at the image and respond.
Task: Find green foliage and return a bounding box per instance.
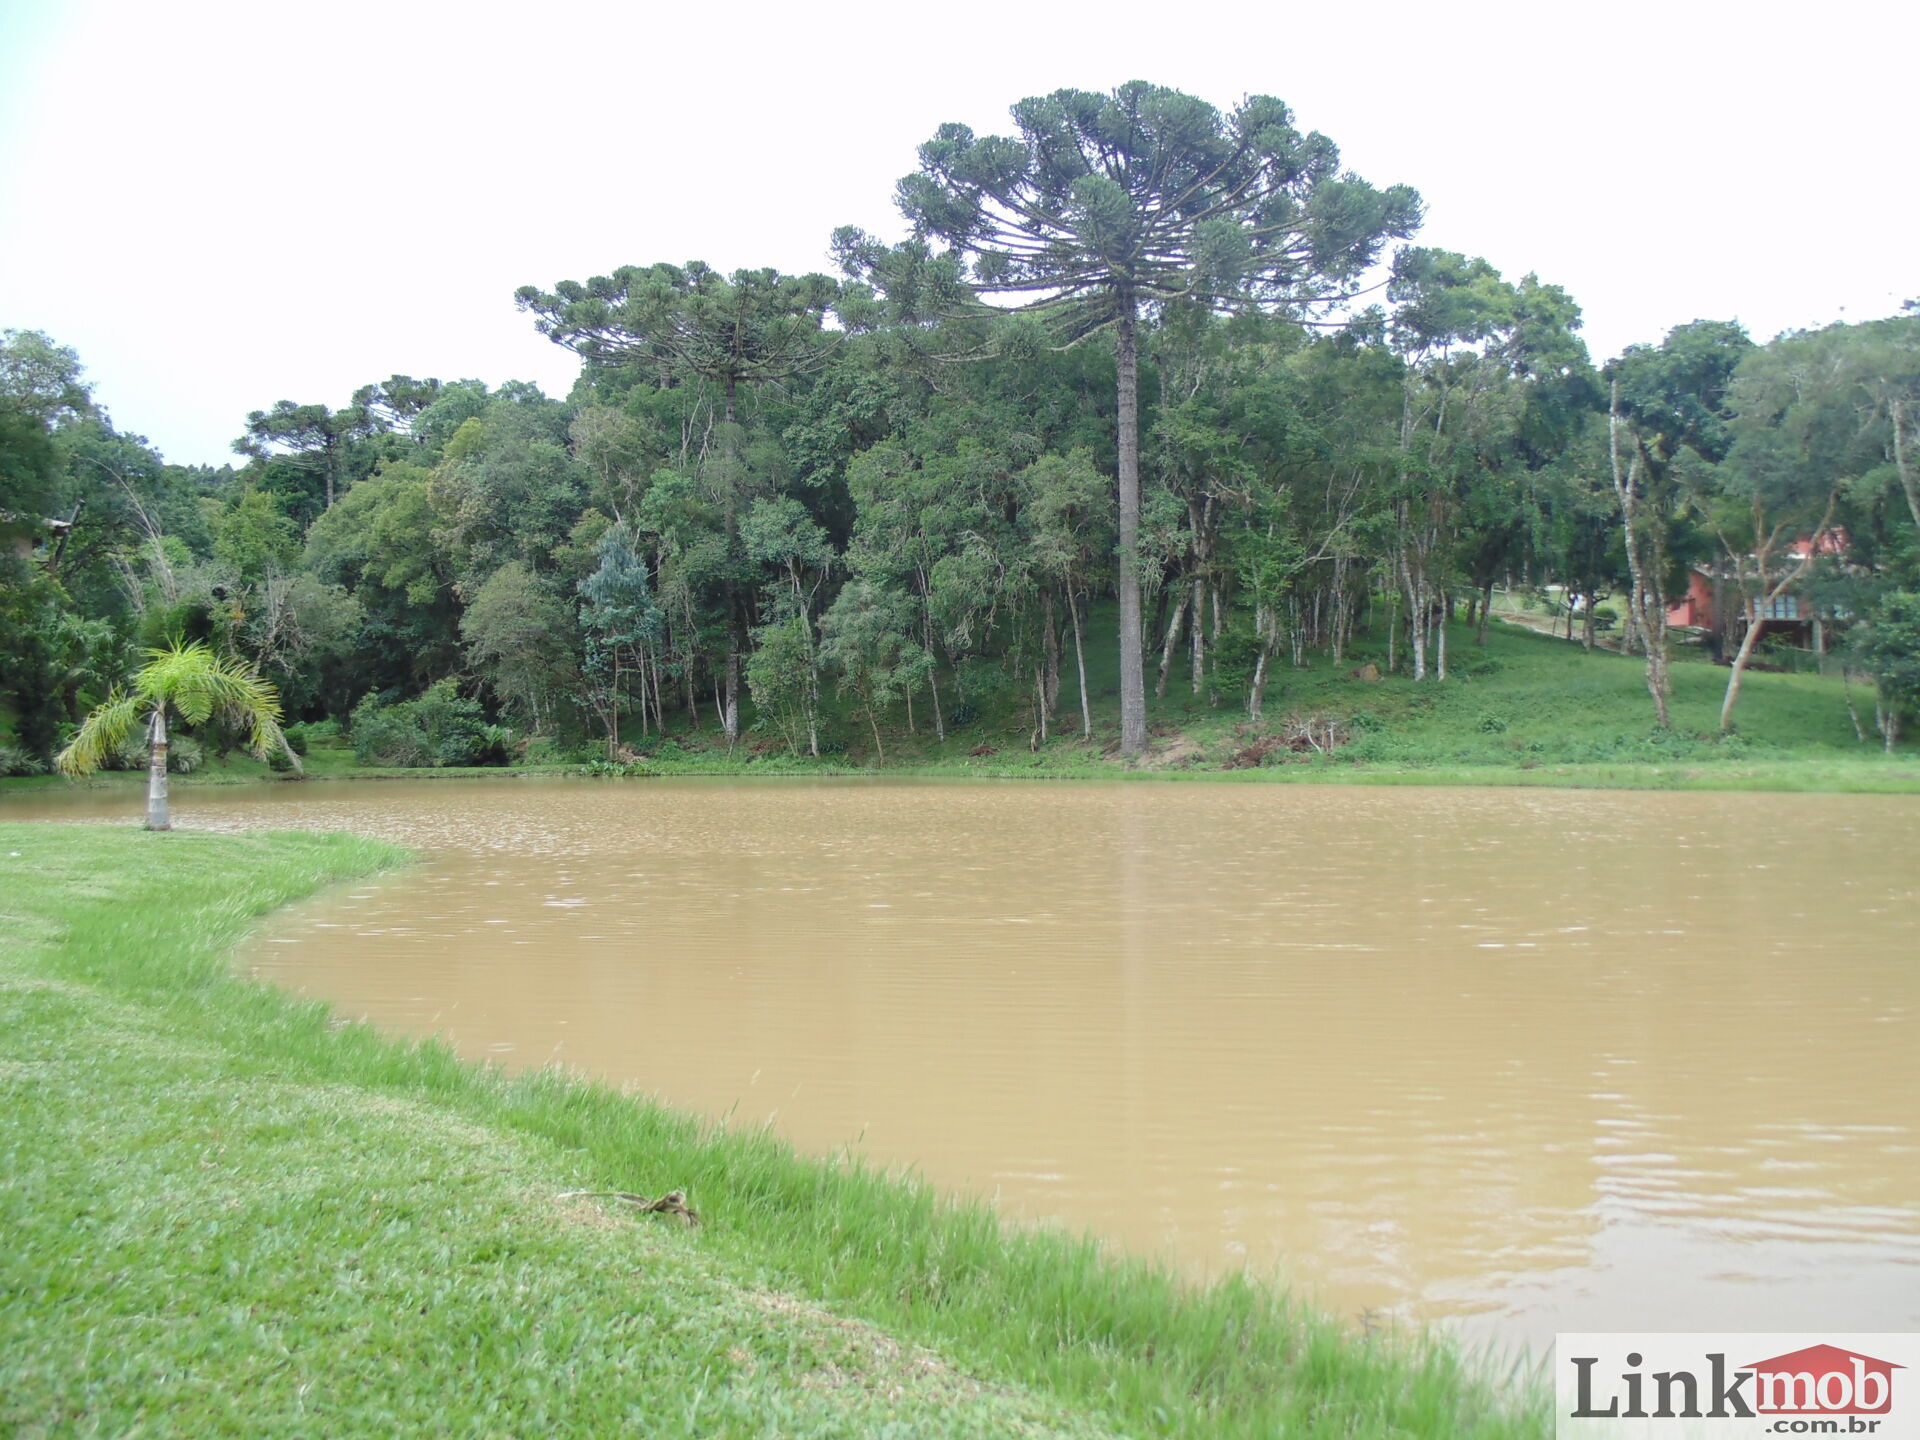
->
[818,579,931,758]
[745,614,820,755]
[896,84,1420,341]
[0,397,60,522]
[1850,590,1920,716]
[210,486,299,584]
[348,680,510,768]
[516,261,840,411]
[0,328,94,424]
[460,561,579,732]
[13,122,1920,778]
[0,744,48,777]
[0,562,119,762]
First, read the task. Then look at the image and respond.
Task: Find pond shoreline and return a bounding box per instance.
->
[10,751,1920,795]
[0,821,1539,1438]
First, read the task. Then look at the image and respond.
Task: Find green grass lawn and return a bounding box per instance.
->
[598,614,1920,790]
[0,824,1541,1438]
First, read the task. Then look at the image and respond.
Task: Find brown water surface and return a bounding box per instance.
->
[11,778,1918,1353]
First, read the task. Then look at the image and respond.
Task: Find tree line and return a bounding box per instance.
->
[4,82,1917,770]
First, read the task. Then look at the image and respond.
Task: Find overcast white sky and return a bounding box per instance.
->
[1,0,1913,468]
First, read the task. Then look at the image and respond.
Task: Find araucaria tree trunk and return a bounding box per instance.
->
[1116,300,1147,757]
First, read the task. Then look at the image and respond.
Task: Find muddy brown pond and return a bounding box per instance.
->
[12,778,1918,1355]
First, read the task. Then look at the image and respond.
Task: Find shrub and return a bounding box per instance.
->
[286,718,342,748]
[514,737,564,771]
[0,744,47,777]
[350,681,505,767]
[473,724,516,767]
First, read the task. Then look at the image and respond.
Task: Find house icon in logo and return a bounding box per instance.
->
[1744,1345,1902,1416]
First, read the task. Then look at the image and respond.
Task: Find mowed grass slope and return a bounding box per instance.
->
[0,825,1541,1438]
[640,612,1915,788]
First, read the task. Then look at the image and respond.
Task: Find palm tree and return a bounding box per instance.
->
[56,640,300,830]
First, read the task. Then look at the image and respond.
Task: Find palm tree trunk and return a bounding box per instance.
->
[145,709,171,832]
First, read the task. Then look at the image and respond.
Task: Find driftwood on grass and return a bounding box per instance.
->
[557,1188,702,1226]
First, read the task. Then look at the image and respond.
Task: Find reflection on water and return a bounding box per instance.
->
[10,777,1919,1353]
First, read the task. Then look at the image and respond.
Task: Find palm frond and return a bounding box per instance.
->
[69,640,302,777]
[55,689,144,777]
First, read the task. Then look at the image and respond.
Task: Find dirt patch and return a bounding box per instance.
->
[1145,736,1207,768]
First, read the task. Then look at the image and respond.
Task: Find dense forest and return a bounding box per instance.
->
[3,84,1917,774]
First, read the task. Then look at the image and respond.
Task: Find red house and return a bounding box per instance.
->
[1666,532,1849,653]
[1743,1343,1901,1415]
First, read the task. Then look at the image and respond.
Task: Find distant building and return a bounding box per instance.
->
[1665,533,1847,655]
[0,508,72,562]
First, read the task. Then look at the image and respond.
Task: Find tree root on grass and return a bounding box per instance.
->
[557,1188,702,1226]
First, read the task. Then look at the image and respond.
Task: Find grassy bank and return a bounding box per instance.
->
[0,824,1539,1437]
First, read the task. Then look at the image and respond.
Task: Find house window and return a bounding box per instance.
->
[1762,593,1800,621]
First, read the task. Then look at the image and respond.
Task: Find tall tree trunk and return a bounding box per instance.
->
[1844,670,1867,744]
[1330,558,1349,664]
[1042,589,1060,718]
[1247,607,1272,721]
[1156,592,1185,698]
[609,651,621,759]
[1067,583,1091,739]
[1891,397,1920,531]
[1716,501,1835,733]
[1719,607,1766,733]
[145,708,170,832]
[722,590,743,744]
[1190,578,1207,693]
[1610,384,1671,728]
[1402,555,1427,682]
[1115,298,1147,757]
